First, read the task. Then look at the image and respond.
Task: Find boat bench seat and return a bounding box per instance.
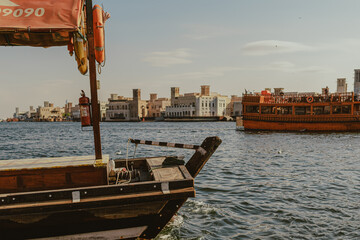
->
[146,157,189,181]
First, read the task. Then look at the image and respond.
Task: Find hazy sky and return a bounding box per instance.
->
[2,0,360,118]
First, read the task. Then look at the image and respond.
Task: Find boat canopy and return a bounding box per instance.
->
[0,0,84,47]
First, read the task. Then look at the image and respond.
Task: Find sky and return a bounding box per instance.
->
[2,0,360,119]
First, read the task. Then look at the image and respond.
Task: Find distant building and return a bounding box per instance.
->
[64,102,73,115]
[71,105,81,121]
[354,69,360,95]
[106,94,131,121]
[165,85,231,118]
[129,89,148,121]
[13,106,37,121]
[337,78,347,93]
[99,101,107,121]
[230,95,242,117]
[37,101,64,121]
[274,88,284,95]
[147,93,170,118]
[105,89,148,121]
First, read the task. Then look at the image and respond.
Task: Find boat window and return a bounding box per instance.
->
[342,105,351,114]
[313,106,330,115]
[332,105,341,114]
[354,104,360,114]
[295,106,311,115]
[246,105,259,113]
[261,106,275,114]
[277,106,292,115]
[324,106,330,114]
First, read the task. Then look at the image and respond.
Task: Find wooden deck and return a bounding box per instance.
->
[0,155,108,171]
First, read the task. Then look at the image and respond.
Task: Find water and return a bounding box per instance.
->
[1,122,360,240]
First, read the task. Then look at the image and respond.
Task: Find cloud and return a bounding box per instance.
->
[242,40,315,56]
[142,48,193,67]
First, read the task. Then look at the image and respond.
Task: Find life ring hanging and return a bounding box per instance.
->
[93,5,105,65]
[306,96,314,103]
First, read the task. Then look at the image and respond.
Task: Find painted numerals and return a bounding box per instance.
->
[0,8,45,17]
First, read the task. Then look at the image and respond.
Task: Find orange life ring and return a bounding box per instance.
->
[93,5,105,64]
[306,96,314,103]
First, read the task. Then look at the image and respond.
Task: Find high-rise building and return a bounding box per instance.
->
[354,69,360,94]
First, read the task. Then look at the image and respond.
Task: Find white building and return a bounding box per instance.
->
[165,85,231,118]
[106,94,131,121]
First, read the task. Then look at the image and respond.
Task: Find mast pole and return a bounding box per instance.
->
[86,0,102,159]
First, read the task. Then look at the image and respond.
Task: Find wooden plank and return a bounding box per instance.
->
[178,165,193,180]
[0,155,109,171]
[0,166,108,194]
[0,176,17,191]
[140,198,188,239]
[146,157,166,169]
[151,167,184,181]
[185,136,222,178]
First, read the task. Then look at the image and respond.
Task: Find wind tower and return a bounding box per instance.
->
[336,78,347,93]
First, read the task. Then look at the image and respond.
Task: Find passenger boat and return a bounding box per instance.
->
[238,90,360,131]
[0,0,221,239]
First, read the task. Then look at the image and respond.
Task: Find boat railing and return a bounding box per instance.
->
[243,114,360,122]
[243,92,355,104]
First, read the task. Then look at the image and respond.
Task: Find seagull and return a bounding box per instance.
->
[116,151,122,155]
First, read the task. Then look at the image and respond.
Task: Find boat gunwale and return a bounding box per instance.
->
[0,187,195,216]
[0,173,194,207]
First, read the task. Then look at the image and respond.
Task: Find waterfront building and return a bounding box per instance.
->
[71,105,81,121]
[99,102,107,121]
[106,94,131,121]
[147,94,171,118]
[129,89,148,121]
[165,85,231,118]
[106,89,148,121]
[13,106,37,121]
[37,101,64,121]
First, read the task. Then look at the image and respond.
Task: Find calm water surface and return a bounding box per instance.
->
[1,122,360,240]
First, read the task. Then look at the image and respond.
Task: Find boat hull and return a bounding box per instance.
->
[243,119,360,131]
[0,178,195,239]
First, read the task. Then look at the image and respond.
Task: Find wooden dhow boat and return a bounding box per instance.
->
[0,137,221,239]
[0,1,222,239]
[238,89,360,131]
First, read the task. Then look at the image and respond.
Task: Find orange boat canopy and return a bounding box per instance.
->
[0,0,84,47]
